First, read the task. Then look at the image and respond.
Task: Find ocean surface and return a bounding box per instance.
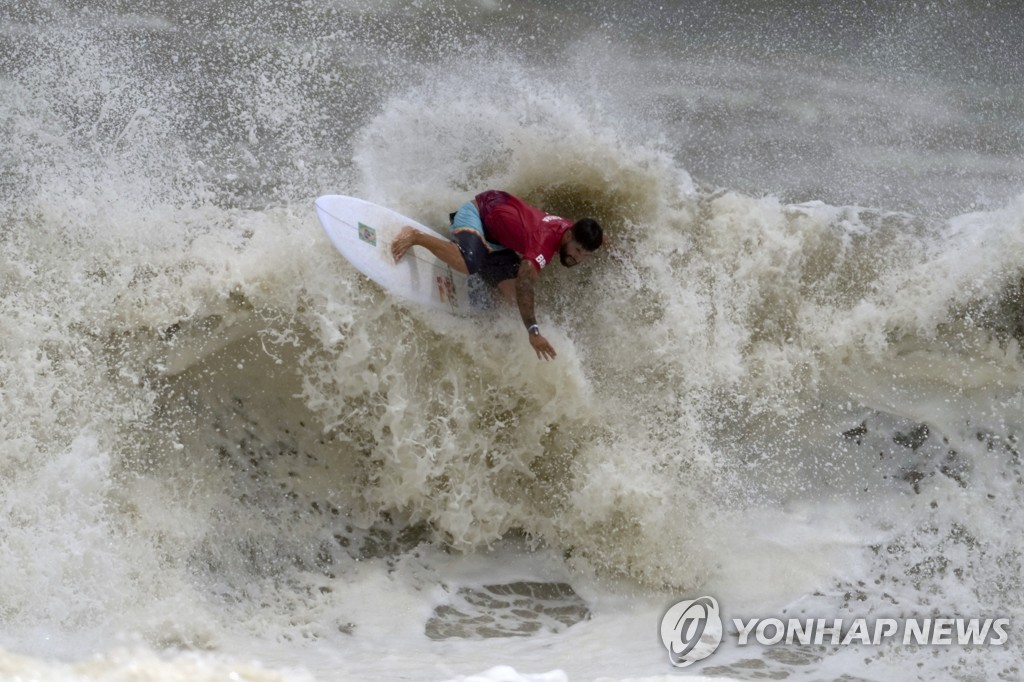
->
[2,1,1023,680]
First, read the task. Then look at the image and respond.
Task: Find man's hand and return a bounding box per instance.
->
[529,332,557,361]
[391,226,418,262]
[515,261,556,360]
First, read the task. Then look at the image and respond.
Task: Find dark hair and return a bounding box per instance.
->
[571,218,603,252]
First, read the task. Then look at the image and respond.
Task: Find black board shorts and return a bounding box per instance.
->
[449,204,522,287]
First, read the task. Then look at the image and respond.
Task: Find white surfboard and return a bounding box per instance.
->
[314,195,474,315]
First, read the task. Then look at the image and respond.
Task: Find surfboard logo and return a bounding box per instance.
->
[436,273,456,307]
[357,222,377,246]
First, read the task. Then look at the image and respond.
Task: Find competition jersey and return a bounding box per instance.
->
[476,190,572,271]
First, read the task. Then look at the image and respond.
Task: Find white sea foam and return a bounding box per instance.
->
[1,1,1022,680]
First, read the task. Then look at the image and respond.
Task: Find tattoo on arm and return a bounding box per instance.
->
[515,261,538,328]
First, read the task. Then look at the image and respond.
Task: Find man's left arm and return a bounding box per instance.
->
[515,261,556,360]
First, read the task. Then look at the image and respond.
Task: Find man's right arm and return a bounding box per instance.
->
[515,261,556,360]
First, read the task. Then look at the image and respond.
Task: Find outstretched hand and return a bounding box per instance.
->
[529,333,557,361]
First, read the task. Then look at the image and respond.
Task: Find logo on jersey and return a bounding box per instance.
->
[535,254,547,268]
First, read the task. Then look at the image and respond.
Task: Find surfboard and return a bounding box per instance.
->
[314,195,475,315]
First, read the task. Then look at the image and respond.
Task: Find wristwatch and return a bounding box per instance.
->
[527,324,540,336]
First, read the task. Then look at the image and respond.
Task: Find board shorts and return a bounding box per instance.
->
[449,201,522,286]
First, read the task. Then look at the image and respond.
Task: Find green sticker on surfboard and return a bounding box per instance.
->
[357,222,377,246]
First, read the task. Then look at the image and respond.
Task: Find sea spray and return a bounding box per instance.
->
[1,1,1023,680]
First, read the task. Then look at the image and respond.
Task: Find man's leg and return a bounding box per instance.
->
[391,227,469,274]
[392,200,493,275]
[480,250,523,304]
[496,278,517,304]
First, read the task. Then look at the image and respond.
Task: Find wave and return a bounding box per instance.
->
[2,9,1023,676]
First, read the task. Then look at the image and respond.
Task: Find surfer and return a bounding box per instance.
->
[391,190,603,361]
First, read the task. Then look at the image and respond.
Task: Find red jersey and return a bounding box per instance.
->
[476,190,572,271]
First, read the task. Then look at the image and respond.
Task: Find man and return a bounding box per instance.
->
[391,190,603,361]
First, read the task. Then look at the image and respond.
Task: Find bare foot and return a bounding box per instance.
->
[391,226,418,262]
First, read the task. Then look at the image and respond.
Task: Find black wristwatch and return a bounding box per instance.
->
[527,324,540,336]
